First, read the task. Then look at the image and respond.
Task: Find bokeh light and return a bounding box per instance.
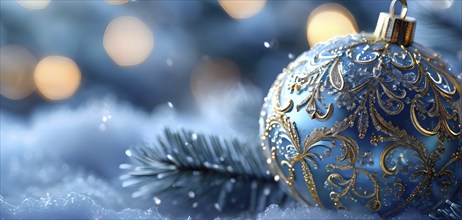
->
[16,0,51,10]
[105,0,128,5]
[190,58,241,104]
[34,56,81,101]
[103,16,154,67]
[306,3,358,47]
[0,45,37,100]
[218,0,266,19]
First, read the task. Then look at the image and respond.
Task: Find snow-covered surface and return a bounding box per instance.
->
[259,204,427,220]
[1,193,162,219]
[0,94,260,219]
[2,196,429,219]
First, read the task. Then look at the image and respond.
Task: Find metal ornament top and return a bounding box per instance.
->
[374,0,416,46]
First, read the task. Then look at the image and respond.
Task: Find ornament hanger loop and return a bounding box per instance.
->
[374,0,415,46]
[389,0,408,19]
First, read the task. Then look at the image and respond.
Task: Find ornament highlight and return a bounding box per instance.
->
[260,0,462,217]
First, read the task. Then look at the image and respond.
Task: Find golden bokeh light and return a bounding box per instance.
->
[190,58,241,103]
[306,3,358,47]
[103,16,154,67]
[105,0,129,5]
[16,0,51,10]
[219,0,266,19]
[34,56,81,101]
[0,45,37,100]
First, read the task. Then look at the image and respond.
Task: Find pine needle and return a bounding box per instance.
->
[120,128,293,218]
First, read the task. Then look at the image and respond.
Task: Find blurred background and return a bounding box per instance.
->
[1,0,461,217]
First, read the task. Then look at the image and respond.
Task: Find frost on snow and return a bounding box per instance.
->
[0,193,162,219]
[259,204,427,220]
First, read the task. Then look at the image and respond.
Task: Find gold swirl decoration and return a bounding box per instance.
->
[260,33,462,216]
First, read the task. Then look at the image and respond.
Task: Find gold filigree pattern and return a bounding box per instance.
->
[266,114,323,207]
[260,33,462,216]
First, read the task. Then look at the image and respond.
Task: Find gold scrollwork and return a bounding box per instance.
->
[329,58,345,91]
[265,114,324,207]
[262,33,461,215]
[272,72,294,114]
[409,58,461,138]
[326,141,381,212]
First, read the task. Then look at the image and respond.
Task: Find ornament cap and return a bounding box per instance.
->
[374,0,416,46]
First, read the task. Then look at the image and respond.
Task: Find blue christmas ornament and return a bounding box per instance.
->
[260,0,462,217]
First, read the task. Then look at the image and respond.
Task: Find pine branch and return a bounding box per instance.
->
[429,200,462,220]
[120,128,293,218]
